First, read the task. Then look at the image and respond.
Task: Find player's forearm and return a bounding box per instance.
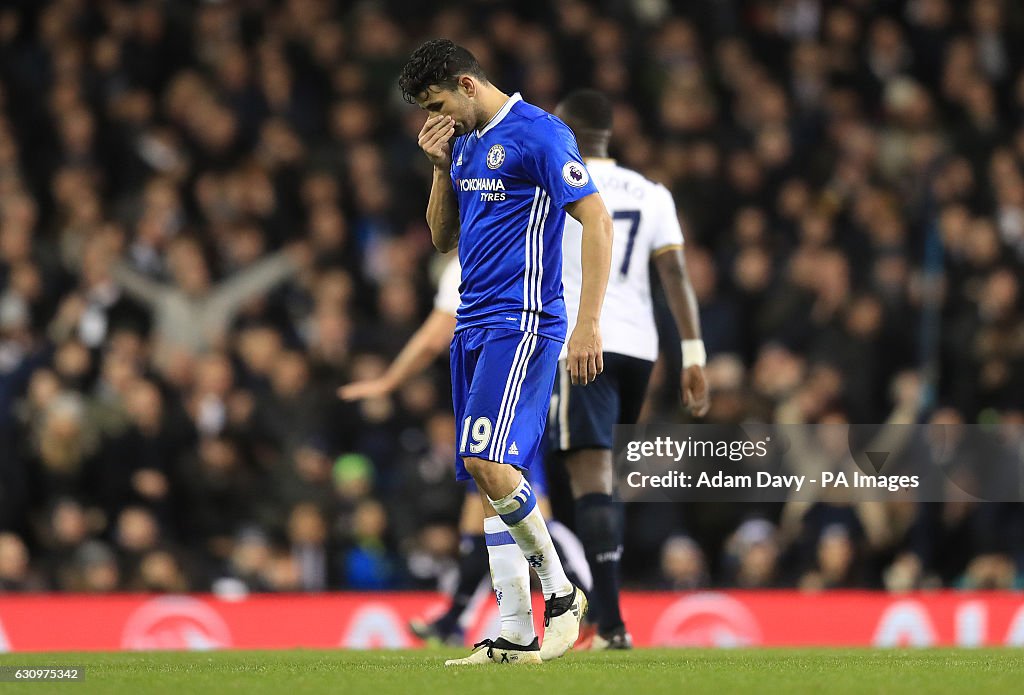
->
[654,249,702,341]
[576,211,613,324]
[382,310,457,389]
[426,168,460,253]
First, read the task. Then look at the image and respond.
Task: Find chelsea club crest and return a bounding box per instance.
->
[486,144,505,170]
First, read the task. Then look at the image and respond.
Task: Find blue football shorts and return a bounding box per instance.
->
[450,327,561,484]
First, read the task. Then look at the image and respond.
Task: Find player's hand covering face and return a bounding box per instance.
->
[567,320,603,386]
[418,114,455,169]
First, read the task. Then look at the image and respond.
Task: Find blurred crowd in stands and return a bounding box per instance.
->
[2,0,1024,595]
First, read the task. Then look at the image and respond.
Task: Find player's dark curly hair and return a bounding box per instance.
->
[398,39,487,104]
[557,89,614,131]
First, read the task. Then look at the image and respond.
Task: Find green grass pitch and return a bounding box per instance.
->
[1,648,1022,694]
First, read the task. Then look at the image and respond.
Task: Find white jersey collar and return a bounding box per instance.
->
[476,92,522,139]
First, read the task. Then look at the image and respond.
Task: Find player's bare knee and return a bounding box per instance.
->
[462,456,489,480]
[464,457,523,500]
[463,456,506,489]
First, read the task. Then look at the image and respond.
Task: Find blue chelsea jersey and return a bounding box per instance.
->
[449,93,598,342]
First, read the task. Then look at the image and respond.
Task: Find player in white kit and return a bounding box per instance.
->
[549,89,710,649]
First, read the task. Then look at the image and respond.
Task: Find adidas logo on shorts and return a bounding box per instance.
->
[508,441,519,456]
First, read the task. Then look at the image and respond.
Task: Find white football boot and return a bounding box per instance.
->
[539,586,588,661]
[444,637,542,666]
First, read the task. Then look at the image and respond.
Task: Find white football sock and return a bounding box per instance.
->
[490,477,573,598]
[483,514,536,645]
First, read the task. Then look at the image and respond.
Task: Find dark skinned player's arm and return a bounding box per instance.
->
[653,244,709,415]
[652,245,702,343]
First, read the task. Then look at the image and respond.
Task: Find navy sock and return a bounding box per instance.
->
[435,534,487,633]
[576,493,624,633]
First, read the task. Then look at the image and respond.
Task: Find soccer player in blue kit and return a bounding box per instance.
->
[399,39,613,665]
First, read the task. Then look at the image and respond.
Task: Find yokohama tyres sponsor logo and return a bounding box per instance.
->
[457,178,506,191]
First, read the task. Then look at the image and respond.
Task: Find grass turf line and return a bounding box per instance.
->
[1,648,1022,695]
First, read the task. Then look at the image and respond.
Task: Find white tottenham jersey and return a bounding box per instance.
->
[434,256,462,316]
[561,159,684,362]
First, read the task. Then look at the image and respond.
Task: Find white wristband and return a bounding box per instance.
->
[681,340,706,368]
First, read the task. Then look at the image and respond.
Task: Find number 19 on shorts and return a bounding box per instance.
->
[460,416,492,455]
